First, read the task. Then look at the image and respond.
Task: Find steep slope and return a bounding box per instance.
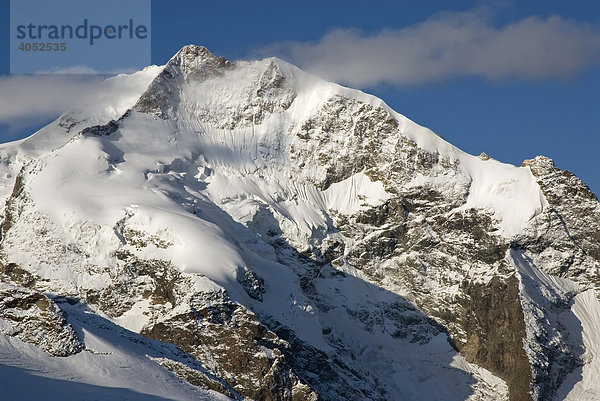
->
[0,45,598,401]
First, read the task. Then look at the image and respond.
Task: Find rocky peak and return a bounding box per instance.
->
[478,152,491,161]
[167,44,233,81]
[134,45,295,125]
[523,155,598,202]
[133,45,234,118]
[522,156,557,178]
[520,154,600,278]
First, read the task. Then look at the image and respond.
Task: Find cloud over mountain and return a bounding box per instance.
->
[261,10,600,87]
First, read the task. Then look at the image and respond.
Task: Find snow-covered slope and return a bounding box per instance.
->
[0,45,598,401]
[0,295,231,401]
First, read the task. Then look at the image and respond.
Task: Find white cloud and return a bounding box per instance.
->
[0,74,107,124]
[34,65,142,75]
[261,10,600,87]
[0,66,162,141]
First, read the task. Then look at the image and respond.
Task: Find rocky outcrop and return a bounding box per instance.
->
[135,45,296,128]
[143,289,318,401]
[460,275,532,401]
[520,156,600,288]
[0,282,82,356]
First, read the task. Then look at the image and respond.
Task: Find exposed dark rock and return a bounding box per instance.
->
[80,120,119,137]
[142,289,317,401]
[1,167,26,239]
[0,284,83,356]
[522,156,600,270]
[459,275,532,401]
[0,262,35,288]
[238,266,266,301]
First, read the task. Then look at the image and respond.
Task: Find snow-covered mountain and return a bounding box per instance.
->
[0,45,598,401]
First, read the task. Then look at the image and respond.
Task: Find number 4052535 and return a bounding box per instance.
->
[18,42,67,51]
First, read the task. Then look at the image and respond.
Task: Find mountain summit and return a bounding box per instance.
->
[0,45,598,401]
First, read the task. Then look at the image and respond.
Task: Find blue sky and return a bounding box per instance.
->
[1,0,599,196]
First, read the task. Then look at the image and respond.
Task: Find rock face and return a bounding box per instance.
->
[142,289,317,401]
[0,282,83,357]
[520,156,600,284]
[0,45,598,400]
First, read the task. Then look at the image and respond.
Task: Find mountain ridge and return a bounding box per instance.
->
[0,45,598,401]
